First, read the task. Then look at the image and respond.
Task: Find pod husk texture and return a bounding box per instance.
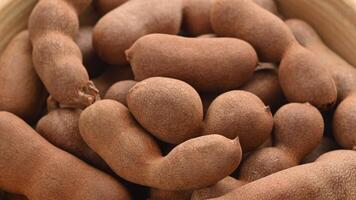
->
[36,109,110,171]
[211,0,337,109]
[28,0,98,108]
[286,19,356,102]
[127,34,258,92]
[204,90,273,152]
[127,77,203,144]
[210,150,356,200]
[0,31,47,123]
[93,0,183,65]
[79,100,242,190]
[0,112,130,200]
[239,103,324,182]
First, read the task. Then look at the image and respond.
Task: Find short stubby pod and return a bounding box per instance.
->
[127,34,258,92]
[93,0,183,65]
[333,94,356,150]
[79,100,242,190]
[127,77,203,144]
[204,90,273,152]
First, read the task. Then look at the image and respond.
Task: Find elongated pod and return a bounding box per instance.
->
[211,0,337,109]
[286,19,356,102]
[127,34,258,92]
[93,0,182,65]
[0,112,130,200]
[79,100,242,190]
[29,0,99,108]
[0,31,47,123]
[210,150,356,200]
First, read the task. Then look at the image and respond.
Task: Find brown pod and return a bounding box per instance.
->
[75,26,106,78]
[79,100,242,190]
[94,0,128,15]
[279,44,337,109]
[239,103,324,182]
[191,177,245,200]
[211,0,337,109]
[36,109,110,171]
[127,34,258,92]
[29,0,99,108]
[204,90,273,152]
[127,77,203,144]
[149,189,192,200]
[333,94,356,150]
[286,19,356,102]
[0,31,47,123]
[93,0,182,65]
[105,80,137,106]
[211,0,295,62]
[240,63,284,110]
[182,0,213,36]
[210,150,356,200]
[0,111,130,200]
[93,66,134,98]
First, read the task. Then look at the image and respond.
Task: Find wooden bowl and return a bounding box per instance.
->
[0,0,355,66]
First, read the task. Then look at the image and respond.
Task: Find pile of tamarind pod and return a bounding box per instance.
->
[0,0,355,199]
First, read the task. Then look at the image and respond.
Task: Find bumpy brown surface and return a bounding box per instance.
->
[127,34,258,92]
[0,31,47,123]
[0,112,130,200]
[28,0,98,108]
[105,80,137,106]
[211,0,337,109]
[239,103,324,182]
[79,100,242,190]
[211,150,356,200]
[127,77,203,144]
[240,63,284,110]
[95,0,128,14]
[333,94,356,150]
[36,109,110,171]
[211,0,294,62]
[93,0,182,65]
[279,44,337,109]
[286,19,356,102]
[204,90,273,152]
